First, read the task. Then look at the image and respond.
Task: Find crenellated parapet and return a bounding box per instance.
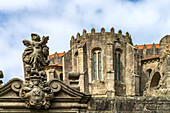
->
[136,43,160,59]
[70,27,133,49]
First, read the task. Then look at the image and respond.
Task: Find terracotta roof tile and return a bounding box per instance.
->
[49,53,64,58]
[58,53,63,57]
[49,54,55,58]
[141,55,159,61]
[136,44,159,50]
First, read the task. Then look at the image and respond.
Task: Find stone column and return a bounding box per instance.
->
[164,55,170,88]
[62,55,66,81]
[78,46,85,92]
[106,43,115,97]
[134,48,140,96]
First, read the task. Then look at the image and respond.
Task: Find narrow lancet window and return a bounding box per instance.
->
[98,52,101,79]
[112,44,115,70]
[118,53,120,80]
[94,53,97,79]
[114,53,117,80]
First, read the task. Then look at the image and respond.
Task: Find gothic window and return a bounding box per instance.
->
[93,50,102,80]
[98,52,101,79]
[112,44,115,69]
[114,53,117,80]
[94,52,97,79]
[114,51,121,81]
[150,72,160,88]
[118,53,120,80]
[74,52,78,71]
[147,69,152,77]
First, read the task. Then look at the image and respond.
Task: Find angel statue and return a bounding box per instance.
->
[22,33,49,78]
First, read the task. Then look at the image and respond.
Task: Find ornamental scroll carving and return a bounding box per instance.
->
[16,33,61,109]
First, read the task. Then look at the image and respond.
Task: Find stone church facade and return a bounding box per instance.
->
[47,27,170,98]
[0,28,169,112]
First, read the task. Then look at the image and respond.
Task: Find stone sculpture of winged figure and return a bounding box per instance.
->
[22,33,49,78]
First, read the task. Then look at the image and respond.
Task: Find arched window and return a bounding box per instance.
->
[114,51,121,81]
[98,52,101,79]
[114,53,117,80]
[118,53,120,80]
[112,44,115,69]
[150,72,161,88]
[93,50,102,80]
[94,52,97,79]
[146,69,152,77]
[74,52,78,71]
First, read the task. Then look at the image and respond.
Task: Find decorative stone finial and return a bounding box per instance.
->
[101,27,105,34]
[83,29,86,35]
[143,44,147,49]
[118,30,122,35]
[19,33,61,109]
[77,32,80,39]
[152,43,155,47]
[125,32,129,37]
[71,35,74,40]
[91,28,95,34]
[110,27,115,33]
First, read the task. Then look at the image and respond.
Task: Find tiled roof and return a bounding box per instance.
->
[49,53,64,58]
[141,55,159,61]
[48,63,62,67]
[137,44,159,50]
[58,53,63,57]
[49,54,55,58]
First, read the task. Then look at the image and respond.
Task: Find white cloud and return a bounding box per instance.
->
[0,0,170,83]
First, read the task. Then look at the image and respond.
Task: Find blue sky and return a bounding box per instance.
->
[0,0,170,83]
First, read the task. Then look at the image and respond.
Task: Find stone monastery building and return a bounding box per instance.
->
[46,27,170,97]
[0,27,169,112]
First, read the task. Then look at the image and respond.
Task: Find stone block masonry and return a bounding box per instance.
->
[88,97,170,113]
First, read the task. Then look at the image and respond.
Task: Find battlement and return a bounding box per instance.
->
[70,27,133,45]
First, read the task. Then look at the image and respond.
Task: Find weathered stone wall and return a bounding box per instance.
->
[144,53,170,96]
[125,43,140,96]
[49,52,62,65]
[45,66,62,81]
[138,45,159,59]
[63,50,72,84]
[64,28,141,97]
[159,35,170,57]
[87,97,170,113]
[141,59,159,95]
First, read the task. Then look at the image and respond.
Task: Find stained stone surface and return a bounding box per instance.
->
[88,97,170,113]
[0,33,90,113]
[0,30,170,112]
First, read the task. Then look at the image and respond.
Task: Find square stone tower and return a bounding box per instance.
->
[62,27,140,97]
